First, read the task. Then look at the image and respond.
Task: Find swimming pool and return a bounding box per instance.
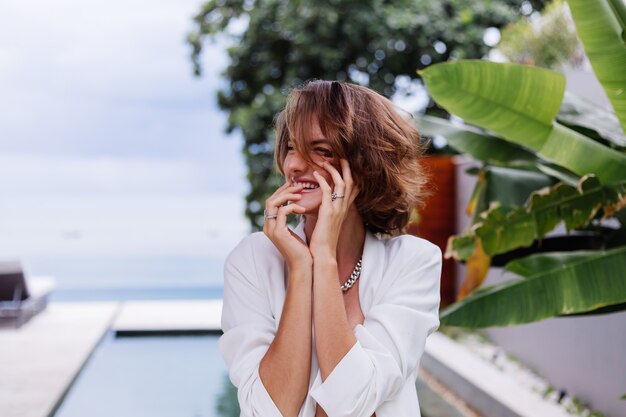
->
[51,331,467,417]
[51,331,236,417]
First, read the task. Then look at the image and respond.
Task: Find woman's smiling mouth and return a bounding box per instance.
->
[291,179,320,192]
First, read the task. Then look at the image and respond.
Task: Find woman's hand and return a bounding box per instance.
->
[263,181,312,272]
[309,159,360,258]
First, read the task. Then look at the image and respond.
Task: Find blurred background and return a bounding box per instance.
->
[0,0,248,299]
[2,1,624,417]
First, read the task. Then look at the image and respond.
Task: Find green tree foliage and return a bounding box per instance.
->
[498,0,585,68]
[188,0,549,230]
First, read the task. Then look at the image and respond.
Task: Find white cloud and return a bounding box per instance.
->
[0,153,240,195]
[0,194,249,258]
[0,0,247,193]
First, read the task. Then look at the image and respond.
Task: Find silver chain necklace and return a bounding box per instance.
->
[340,258,363,292]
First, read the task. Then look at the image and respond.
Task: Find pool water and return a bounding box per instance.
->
[52,332,468,417]
[52,332,234,417]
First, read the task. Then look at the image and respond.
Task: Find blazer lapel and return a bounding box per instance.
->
[359,232,385,316]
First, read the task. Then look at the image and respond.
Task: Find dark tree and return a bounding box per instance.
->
[188,0,549,230]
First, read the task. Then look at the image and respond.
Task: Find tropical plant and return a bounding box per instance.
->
[419,0,626,328]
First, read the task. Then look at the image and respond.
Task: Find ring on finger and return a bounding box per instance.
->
[331,192,345,202]
[264,209,278,219]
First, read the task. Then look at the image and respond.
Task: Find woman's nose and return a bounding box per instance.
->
[284,151,308,174]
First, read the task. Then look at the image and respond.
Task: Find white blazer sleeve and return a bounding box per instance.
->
[218,236,283,417]
[310,239,441,417]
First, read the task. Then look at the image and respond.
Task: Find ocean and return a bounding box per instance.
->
[22,254,228,302]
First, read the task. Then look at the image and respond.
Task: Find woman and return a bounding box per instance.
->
[219,80,441,417]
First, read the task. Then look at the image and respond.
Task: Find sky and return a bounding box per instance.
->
[0,0,249,284]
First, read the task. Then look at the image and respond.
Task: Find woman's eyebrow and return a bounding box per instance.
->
[311,139,331,145]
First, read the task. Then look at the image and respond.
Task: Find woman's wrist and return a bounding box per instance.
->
[312,255,338,270]
[287,261,313,279]
[310,241,337,259]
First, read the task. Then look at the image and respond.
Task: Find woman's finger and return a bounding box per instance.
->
[265,185,303,212]
[265,201,303,236]
[338,159,359,206]
[272,180,292,195]
[267,193,302,208]
[283,183,304,193]
[264,182,298,236]
[312,171,333,205]
[268,182,300,201]
[275,203,306,231]
[269,183,303,201]
[322,161,345,197]
[262,211,274,236]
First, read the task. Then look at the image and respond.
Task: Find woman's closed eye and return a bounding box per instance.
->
[315,147,333,158]
[286,142,332,158]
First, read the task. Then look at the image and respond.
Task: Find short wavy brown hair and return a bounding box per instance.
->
[274,80,429,235]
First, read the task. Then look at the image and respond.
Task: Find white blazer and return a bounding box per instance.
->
[219,222,441,417]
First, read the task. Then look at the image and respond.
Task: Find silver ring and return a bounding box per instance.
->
[331,192,345,202]
[264,209,278,220]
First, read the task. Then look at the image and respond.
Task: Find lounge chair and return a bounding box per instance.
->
[0,261,56,329]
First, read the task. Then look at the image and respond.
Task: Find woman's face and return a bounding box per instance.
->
[283,121,336,214]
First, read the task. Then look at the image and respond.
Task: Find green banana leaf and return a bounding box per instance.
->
[449,175,626,260]
[415,114,538,164]
[541,123,626,185]
[416,115,567,222]
[558,91,626,148]
[439,246,626,327]
[563,301,626,316]
[607,0,626,40]
[475,205,536,256]
[530,175,608,236]
[446,235,476,261]
[505,250,599,277]
[420,60,626,185]
[474,166,555,220]
[420,61,564,148]
[568,0,626,132]
[535,162,581,186]
[416,113,582,186]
